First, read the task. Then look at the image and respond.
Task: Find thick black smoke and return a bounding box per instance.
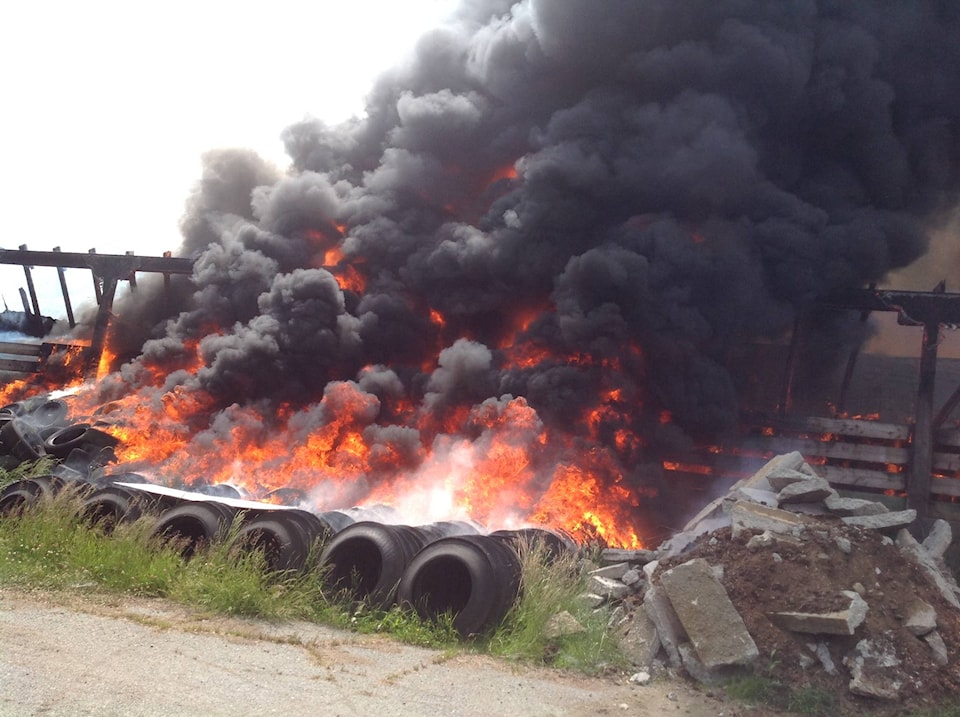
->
[99,0,960,453]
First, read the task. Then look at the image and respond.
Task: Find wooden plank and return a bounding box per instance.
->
[744,415,911,442]
[0,341,42,356]
[935,428,960,449]
[0,357,39,373]
[930,477,960,498]
[740,436,911,466]
[817,465,906,491]
[933,452,960,474]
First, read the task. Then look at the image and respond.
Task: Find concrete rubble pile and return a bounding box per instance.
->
[578,452,960,702]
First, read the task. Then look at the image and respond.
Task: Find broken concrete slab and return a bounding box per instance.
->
[730,501,808,539]
[617,610,661,667]
[842,509,917,533]
[767,591,868,636]
[896,529,960,609]
[589,575,633,601]
[643,584,684,668]
[730,486,779,507]
[777,476,834,504]
[902,598,937,637]
[824,494,889,517]
[658,558,758,668]
[738,451,807,493]
[767,468,811,491]
[622,568,644,587]
[922,519,953,560]
[599,548,658,566]
[589,562,631,581]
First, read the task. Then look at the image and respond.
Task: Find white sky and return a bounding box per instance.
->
[1,0,457,317]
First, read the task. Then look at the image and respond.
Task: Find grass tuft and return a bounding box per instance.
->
[486,536,626,672]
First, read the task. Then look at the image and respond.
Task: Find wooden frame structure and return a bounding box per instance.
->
[0,245,193,375]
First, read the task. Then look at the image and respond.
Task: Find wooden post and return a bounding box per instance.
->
[778,314,803,417]
[52,246,76,328]
[87,276,118,375]
[18,244,42,319]
[125,250,138,289]
[89,249,102,304]
[910,319,938,532]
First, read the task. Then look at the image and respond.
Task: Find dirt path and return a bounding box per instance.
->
[0,588,757,717]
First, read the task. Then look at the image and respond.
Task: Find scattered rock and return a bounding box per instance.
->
[924,631,949,667]
[777,475,834,504]
[902,597,937,636]
[844,638,902,701]
[544,610,585,639]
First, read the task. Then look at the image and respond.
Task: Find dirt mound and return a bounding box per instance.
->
[655,521,960,714]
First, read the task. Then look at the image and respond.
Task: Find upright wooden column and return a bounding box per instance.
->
[909,319,938,531]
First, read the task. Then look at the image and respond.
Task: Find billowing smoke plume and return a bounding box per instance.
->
[81,0,960,537]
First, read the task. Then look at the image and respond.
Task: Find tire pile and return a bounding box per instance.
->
[0,396,577,637]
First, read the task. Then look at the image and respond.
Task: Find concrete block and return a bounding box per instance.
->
[730,501,808,539]
[643,584,684,668]
[842,509,916,532]
[767,591,867,636]
[922,519,953,560]
[589,562,631,580]
[896,529,960,609]
[777,476,834,504]
[824,494,889,517]
[659,558,758,668]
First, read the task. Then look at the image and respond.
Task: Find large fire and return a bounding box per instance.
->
[3,243,650,548]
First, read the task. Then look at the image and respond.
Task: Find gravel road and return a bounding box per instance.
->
[0,588,743,717]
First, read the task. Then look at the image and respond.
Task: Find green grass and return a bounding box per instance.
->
[486,537,627,673]
[724,671,837,716]
[0,466,619,667]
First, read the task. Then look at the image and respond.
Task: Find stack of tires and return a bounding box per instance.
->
[1,397,581,638]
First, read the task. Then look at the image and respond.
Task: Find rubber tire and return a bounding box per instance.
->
[319,522,433,607]
[28,399,68,427]
[1,418,46,462]
[232,512,313,572]
[0,475,65,516]
[80,485,154,530]
[150,501,239,557]
[397,534,523,637]
[488,527,578,563]
[0,479,43,516]
[43,424,92,458]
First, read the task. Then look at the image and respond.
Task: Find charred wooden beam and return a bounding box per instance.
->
[0,248,194,278]
[821,287,960,325]
[52,246,76,328]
